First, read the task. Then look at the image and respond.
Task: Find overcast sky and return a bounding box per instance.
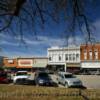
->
[0,1,100,57]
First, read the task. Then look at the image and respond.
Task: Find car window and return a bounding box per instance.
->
[58,74,61,78]
[0,72,7,78]
[64,74,75,78]
[16,72,27,76]
[61,75,64,78]
[38,72,49,78]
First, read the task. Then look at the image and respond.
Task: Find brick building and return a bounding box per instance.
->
[80,43,100,73]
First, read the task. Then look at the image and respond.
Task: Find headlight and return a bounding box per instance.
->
[67,81,73,84]
[39,79,44,83]
[79,81,82,85]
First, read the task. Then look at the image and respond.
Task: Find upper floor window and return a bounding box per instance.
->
[73,54,75,61]
[69,54,72,61]
[84,50,87,60]
[8,59,14,64]
[89,50,92,60]
[59,55,62,61]
[65,54,68,61]
[49,56,52,61]
[94,50,98,60]
[76,54,79,61]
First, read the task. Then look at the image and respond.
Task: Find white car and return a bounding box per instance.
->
[57,72,82,88]
[13,71,30,84]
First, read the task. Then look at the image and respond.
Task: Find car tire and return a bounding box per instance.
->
[14,81,18,85]
[36,84,39,86]
[58,81,60,84]
[14,79,20,85]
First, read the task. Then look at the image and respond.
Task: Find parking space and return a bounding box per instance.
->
[50,74,100,89]
[76,75,100,89]
[3,72,100,89]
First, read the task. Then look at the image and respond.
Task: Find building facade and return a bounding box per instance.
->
[3,57,48,71]
[80,43,100,72]
[47,46,80,72]
[3,57,17,68]
[0,56,4,67]
[33,57,48,69]
[17,58,33,68]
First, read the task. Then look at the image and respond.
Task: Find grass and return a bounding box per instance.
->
[0,84,99,100]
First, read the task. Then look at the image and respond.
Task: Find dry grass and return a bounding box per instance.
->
[0,84,99,100]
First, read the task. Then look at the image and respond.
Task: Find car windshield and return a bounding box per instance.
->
[16,72,27,76]
[39,72,49,78]
[64,74,75,78]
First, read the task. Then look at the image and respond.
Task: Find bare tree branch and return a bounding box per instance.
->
[0,0,97,45]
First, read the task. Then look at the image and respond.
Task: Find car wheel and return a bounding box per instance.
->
[36,84,39,86]
[65,82,69,88]
[14,81,18,85]
[14,79,20,85]
[35,82,39,86]
[58,81,60,84]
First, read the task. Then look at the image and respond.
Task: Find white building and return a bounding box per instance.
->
[47,45,80,72]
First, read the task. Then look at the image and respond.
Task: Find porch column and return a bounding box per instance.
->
[64,63,67,72]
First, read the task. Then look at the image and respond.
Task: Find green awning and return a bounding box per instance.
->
[66,63,80,68]
[32,63,47,68]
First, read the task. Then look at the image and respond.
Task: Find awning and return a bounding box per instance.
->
[32,63,47,68]
[66,63,80,68]
[16,66,32,68]
[4,66,16,68]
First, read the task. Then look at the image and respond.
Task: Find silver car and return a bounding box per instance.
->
[57,72,82,88]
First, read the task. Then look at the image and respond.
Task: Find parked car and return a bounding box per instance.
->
[34,71,54,86]
[13,71,30,85]
[45,69,54,74]
[57,72,82,88]
[0,71,9,84]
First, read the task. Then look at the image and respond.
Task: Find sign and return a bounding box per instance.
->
[18,59,33,67]
[8,59,14,63]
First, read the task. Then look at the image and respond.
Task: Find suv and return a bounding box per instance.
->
[57,72,82,88]
[34,71,53,86]
[13,71,30,84]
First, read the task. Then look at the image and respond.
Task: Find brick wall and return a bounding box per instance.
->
[80,44,100,61]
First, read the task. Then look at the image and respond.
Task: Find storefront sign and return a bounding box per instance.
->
[18,59,33,67]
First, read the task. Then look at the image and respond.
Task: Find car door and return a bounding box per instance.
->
[61,74,65,85]
[58,74,61,83]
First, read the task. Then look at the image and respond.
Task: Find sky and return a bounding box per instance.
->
[0,1,100,57]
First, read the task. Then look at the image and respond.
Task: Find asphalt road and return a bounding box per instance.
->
[10,73,100,89]
[76,75,100,89]
[50,74,100,89]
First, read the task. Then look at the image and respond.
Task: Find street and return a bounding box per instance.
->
[50,74,100,89]
[9,73,100,89]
